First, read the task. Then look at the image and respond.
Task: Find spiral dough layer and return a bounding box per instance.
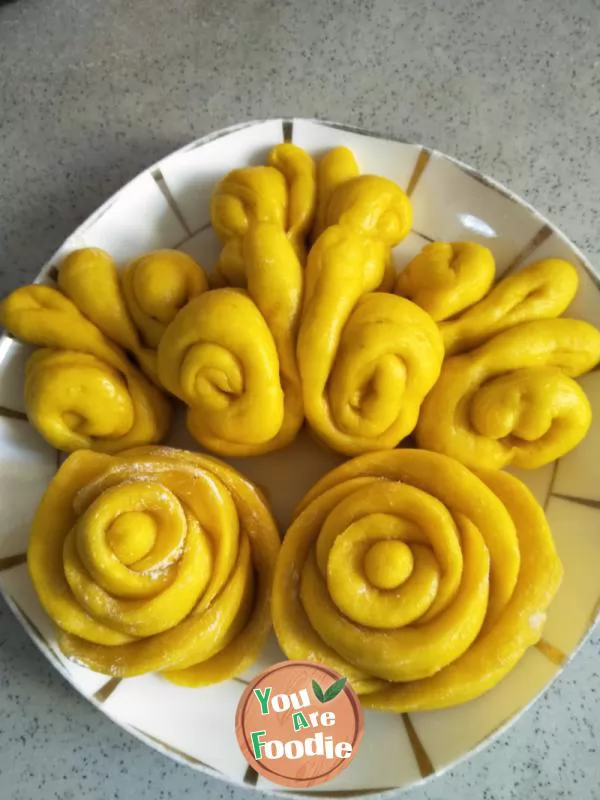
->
[417,318,600,469]
[28,446,280,685]
[158,223,304,456]
[272,449,563,711]
[298,225,443,455]
[0,285,171,453]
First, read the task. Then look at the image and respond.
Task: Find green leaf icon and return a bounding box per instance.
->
[312,679,325,703]
[323,677,347,702]
[312,676,347,703]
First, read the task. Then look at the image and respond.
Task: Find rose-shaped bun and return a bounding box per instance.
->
[417,318,600,468]
[0,285,171,452]
[272,449,562,710]
[158,223,303,456]
[29,446,279,685]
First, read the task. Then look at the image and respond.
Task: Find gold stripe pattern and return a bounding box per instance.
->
[535,639,567,666]
[552,494,600,510]
[500,225,553,278]
[12,600,52,650]
[402,713,434,778]
[406,148,431,197]
[0,552,27,572]
[282,120,293,143]
[152,169,192,237]
[189,220,213,237]
[93,677,123,703]
[243,764,259,786]
[411,229,434,243]
[0,406,28,421]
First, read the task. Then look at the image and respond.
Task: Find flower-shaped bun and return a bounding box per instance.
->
[29,446,280,686]
[0,285,171,452]
[272,450,562,710]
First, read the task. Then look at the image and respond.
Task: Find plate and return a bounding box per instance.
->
[0,118,599,798]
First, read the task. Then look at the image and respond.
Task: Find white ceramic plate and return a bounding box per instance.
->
[1,118,599,798]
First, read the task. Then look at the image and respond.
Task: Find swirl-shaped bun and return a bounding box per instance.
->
[326,174,413,248]
[58,248,159,382]
[121,250,208,348]
[59,248,208,382]
[440,258,579,356]
[395,241,496,321]
[417,318,600,468]
[158,223,303,456]
[30,446,279,685]
[212,164,287,240]
[211,144,316,285]
[272,450,562,710]
[298,225,443,455]
[212,164,287,286]
[0,285,171,453]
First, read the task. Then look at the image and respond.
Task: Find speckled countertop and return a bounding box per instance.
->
[0,0,599,798]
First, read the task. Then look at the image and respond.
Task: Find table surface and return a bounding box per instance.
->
[1,0,599,798]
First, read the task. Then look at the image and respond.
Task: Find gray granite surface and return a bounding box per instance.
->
[1,0,599,798]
